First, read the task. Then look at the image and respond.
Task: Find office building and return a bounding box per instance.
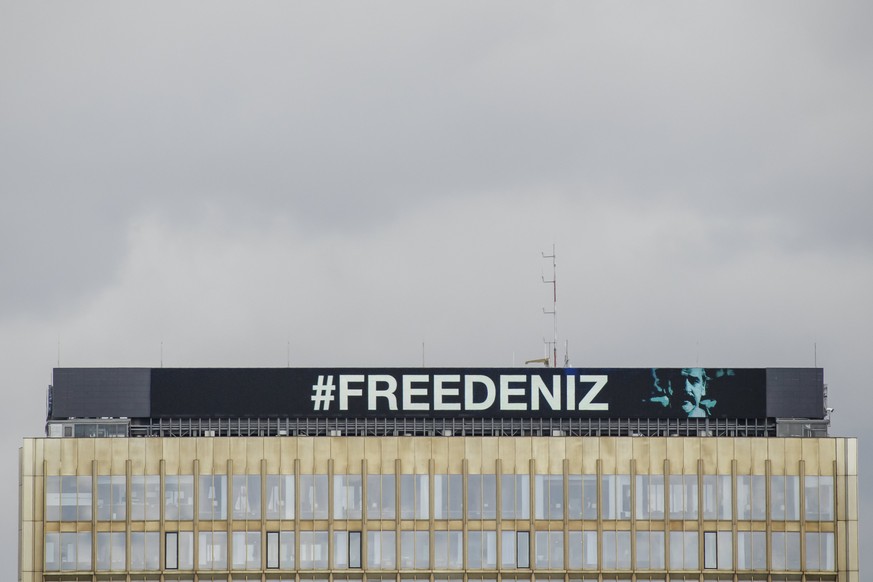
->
[19,367,859,581]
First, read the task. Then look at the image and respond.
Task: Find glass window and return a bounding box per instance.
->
[350,531,362,568]
[44,532,60,571]
[737,531,766,570]
[198,531,228,570]
[467,530,497,569]
[131,475,161,520]
[267,532,280,569]
[601,531,630,569]
[534,531,564,569]
[334,530,362,569]
[232,475,261,520]
[299,531,329,569]
[635,475,665,520]
[771,531,800,571]
[805,532,835,571]
[57,531,91,571]
[567,475,598,520]
[500,531,516,568]
[131,531,160,570]
[770,476,799,520]
[669,475,698,520]
[367,474,396,519]
[601,475,631,519]
[96,531,126,571]
[45,476,61,521]
[669,531,698,570]
[54,475,91,521]
[335,531,349,569]
[165,475,194,520]
[501,474,530,519]
[232,531,261,570]
[737,475,766,520]
[702,475,731,520]
[702,530,733,570]
[517,531,530,569]
[199,475,228,520]
[280,531,295,569]
[535,475,564,519]
[805,475,834,521]
[400,531,429,569]
[266,475,294,520]
[635,531,665,569]
[166,533,178,570]
[96,476,126,521]
[367,531,396,569]
[335,475,363,519]
[434,474,464,519]
[300,475,329,519]
[570,532,598,570]
[434,530,464,569]
[400,474,429,519]
[467,474,497,519]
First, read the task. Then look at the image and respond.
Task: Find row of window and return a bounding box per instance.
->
[44,529,835,572]
[35,572,812,582]
[45,474,835,523]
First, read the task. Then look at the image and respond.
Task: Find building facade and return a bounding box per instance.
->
[19,367,860,582]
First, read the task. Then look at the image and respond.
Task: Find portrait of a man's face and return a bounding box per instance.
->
[647,367,725,418]
[679,367,710,417]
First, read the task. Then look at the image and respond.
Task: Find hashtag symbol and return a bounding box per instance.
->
[311,375,336,411]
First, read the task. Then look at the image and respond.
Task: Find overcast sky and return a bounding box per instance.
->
[2,1,871,577]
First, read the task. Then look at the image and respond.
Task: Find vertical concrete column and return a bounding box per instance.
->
[91,458,97,582]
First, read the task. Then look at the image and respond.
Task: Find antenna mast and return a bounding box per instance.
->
[542,245,558,368]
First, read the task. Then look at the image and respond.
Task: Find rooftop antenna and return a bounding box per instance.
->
[160,340,163,368]
[542,244,558,367]
[287,339,291,367]
[422,342,425,367]
[57,336,60,368]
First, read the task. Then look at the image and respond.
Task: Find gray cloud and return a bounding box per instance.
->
[2,1,872,576]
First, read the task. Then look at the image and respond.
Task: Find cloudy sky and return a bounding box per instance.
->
[2,0,871,576]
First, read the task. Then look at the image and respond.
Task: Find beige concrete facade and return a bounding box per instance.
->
[19,436,859,582]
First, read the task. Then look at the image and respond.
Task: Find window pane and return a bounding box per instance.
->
[448,475,463,519]
[232,475,261,520]
[351,531,363,568]
[335,531,349,569]
[97,476,126,521]
[232,531,261,570]
[400,475,415,520]
[502,475,530,519]
[703,532,717,569]
[536,475,563,519]
[280,531,295,569]
[267,532,279,569]
[717,530,732,570]
[166,533,178,569]
[300,475,328,519]
[381,475,396,519]
[468,475,482,520]
[165,475,194,520]
[300,531,328,569]
[199,531,228,570]
[199,475,227,520]
[501,531,516,568]
[45,532,59,571]
[266,475,294,520]
[737,531,766,570]
[601,476,615,519]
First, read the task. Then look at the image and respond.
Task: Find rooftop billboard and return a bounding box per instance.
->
[138,367,769,420]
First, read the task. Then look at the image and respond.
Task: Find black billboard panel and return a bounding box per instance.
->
[148,367,768,420]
